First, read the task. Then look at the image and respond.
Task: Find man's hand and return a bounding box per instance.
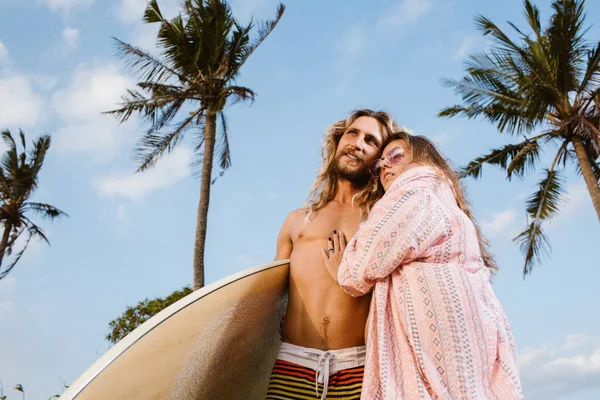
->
[321,230,348,282]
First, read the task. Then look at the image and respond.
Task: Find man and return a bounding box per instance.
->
[266,109,399,399]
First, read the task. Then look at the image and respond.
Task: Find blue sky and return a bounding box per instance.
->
[0,0,599,398]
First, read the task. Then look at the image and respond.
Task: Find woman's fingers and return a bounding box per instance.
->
[328,236,334,252]
[334,230,341,253]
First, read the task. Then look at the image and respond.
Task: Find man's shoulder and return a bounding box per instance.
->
[287,207,306,221]
[281,207,307,229]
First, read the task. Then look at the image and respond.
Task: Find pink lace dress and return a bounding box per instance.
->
[338,166,523,399]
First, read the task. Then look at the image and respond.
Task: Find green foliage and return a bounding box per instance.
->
[106,286,193,344]
[0,130,67,281]
[440,0,600,276]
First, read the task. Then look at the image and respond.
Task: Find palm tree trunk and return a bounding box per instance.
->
[0,222,11,269]
[193,112,217,290]
[572,135,600,221]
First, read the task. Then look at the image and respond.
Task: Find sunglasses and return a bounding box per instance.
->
[370,146,405,177]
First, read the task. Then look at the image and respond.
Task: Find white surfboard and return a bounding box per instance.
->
[60,260,290,400]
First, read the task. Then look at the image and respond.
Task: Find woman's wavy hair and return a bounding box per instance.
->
[357,131,498,272]
[304,109,400,220]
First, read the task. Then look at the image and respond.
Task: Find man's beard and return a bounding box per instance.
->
[329,152,371,188]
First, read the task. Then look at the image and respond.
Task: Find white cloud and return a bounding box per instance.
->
[379,0,432,28]
[62,27,80,51]
[520,334,600,399]
[0,75,43,129]
[31,74,59,91]
[51,62,135,161]
[94,146,191,201]
[39,0,94,15]
[0,42,43,130]
[482,208,517,237]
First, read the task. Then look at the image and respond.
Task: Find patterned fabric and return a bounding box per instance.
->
[266,359,363,399]
[338,166,523,400]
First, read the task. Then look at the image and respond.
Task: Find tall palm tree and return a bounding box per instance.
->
[0,130,67,281]
[107,0,285,289]
[439,0,600,276]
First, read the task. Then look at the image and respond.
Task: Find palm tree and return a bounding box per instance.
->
[107,0,285,289]
[0,130,66,281]
[439,0,600,276]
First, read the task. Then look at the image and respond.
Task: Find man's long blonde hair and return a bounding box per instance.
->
[304,109,399,220]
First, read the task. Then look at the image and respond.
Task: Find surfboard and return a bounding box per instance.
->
[60,260,290,400]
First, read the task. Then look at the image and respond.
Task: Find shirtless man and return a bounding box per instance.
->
[266,109,399,399]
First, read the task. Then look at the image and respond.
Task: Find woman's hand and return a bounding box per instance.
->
[321,230,348,282]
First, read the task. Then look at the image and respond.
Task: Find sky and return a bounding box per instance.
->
[0,0,599,398]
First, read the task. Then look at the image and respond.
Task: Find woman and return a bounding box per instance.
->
[322,131,523,399]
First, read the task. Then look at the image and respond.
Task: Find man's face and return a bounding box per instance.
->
[333,116,385,185]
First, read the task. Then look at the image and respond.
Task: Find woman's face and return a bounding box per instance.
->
[378,140,414,192]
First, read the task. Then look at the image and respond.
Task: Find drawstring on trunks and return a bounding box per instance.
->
[315,351,336,399]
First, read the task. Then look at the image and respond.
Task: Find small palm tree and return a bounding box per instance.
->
[107,0,285,289]
[0,130,67,281]
[439,0,600,276]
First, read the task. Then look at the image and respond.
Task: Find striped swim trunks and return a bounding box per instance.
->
[265,342,365,399]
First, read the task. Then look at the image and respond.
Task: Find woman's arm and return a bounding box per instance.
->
[338,186,446,297]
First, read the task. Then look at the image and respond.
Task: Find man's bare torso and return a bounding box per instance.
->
[276,201,371,350]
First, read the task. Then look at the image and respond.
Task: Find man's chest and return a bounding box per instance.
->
[292,208,363,243]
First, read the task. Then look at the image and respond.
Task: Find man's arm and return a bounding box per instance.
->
[274,210,299,260]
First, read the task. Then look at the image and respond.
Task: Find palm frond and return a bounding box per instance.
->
[506,140,542,179]
[143,0,164,24]
[28,135,51,178]
[22,216,50,245]
[223,85,256,106]
[513,167,565,276]
[135,107,204,172]
[546,0,588,94]
[460,133,548,179]
[577,41,600,95]
[224,2,285,81]
[224,22,253,81]
[460,144,522,179]
[523,0,543,42]
[513,220,550,276]
[475,15,523,55]
[21,203,68,219]
[217,111,231,170]
[106,89,171,124]
[243,3,285,61]
[0,231,31,281]
[526,168,565,222]
[112,38,182,84]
